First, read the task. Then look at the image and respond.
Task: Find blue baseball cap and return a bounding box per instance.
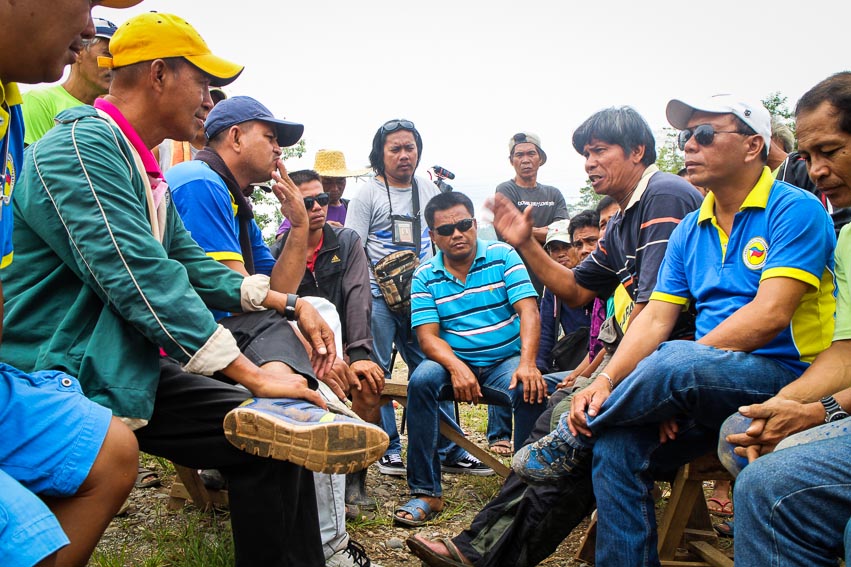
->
[205,96,304,146]
[94,18,119,39]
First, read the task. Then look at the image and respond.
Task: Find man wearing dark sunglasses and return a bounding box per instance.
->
[396,191,556,527]
[505,95,835,566]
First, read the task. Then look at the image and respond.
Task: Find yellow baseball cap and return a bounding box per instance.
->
[99,12,243,87]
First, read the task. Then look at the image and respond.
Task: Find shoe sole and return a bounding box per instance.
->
[440,466,495,476]
[376,464,407,476]
[223,408,389,474]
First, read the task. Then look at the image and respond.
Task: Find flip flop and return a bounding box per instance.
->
[707,497,734,517]
[714,519,734,538]
[393,497,440,527]
[135,467,161,489]
[406,535,472,566]
[489,440,513,456]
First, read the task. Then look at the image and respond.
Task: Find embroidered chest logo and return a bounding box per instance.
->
[331,255,341,263]
[742,237,768,270]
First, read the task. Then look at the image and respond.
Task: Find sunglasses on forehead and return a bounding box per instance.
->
[677,124,750,151]
[304,193,330,209]
[382,119,416,133]
[434,218,475,237]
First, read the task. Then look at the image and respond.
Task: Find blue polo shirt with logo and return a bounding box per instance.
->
[166,160,275,274]
[651,167,836,374]
[411,239,537,367]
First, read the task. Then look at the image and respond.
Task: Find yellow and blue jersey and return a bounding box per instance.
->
[651,167,836,374]
[167,160,275,273]
[0,82,23,269]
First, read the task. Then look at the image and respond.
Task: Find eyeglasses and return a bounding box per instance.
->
[303,193,330,209]
[381,119,416,133]
[434,218,475,237]
[677,124,749,151]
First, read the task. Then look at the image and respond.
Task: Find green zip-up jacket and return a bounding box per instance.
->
[1,105,267,422]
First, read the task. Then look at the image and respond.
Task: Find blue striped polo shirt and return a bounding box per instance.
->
[411,239,537,366]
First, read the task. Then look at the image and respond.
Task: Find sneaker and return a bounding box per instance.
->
[326,540,380,567]
[223,398,389,475]
[511,428,591,484]
[441,454,494,476]
[376,453,406,476]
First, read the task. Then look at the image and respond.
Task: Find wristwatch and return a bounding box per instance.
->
[284,293,299,321]
[820,396,850,423]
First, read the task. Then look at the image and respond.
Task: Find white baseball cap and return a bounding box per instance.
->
[666,94,771,152]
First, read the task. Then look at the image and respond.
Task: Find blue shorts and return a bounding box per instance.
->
[0,363,113,566]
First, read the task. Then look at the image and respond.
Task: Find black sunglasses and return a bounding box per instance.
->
[434,218,475,237]
[677,124,749,151]
[382,119,415,133]
[304,193,330,209]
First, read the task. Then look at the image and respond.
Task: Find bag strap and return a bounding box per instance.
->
[412,178,421,257]
[383,176,422,257]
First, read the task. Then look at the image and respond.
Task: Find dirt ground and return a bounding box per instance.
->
[90,360,734,566]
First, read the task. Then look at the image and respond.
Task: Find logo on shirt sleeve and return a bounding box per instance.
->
[742,237,768,270]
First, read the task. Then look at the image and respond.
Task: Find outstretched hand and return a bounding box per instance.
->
[486,194,535,248]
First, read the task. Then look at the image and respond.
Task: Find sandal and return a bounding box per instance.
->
[393,497,440,527]
[407,534,472,566]
[714,519,734,538]
[489,440,513,456]
[135,467,161,489]
[707,497,734,517]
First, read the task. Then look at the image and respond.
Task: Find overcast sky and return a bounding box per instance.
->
[27,0,850,212]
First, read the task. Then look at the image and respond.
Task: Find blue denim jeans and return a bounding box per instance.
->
[577,341,798,566]
[732,419,851,566]
[370,296,462,462]
[487,405,512,445]
[406,356,558,497]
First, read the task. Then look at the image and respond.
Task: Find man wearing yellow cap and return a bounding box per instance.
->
[2,12,387,567]
[0,2,143,566]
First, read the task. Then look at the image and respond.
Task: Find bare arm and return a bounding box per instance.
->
[727,340,851,459]
[415,322,482,403]
[699,276,810,352]
[568,300,682,436]
[512,297,546,403]
[268,162,309,294]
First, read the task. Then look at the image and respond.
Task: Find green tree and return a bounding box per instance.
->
[655,127,684,175]
[250,139,307,244]
[567,178,602,216]
[762,92,793,121]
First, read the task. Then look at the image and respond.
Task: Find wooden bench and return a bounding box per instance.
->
[381,380,510,478]
[575,452,733,567]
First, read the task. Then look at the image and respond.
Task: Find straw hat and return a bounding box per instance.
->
[313,149,371,178]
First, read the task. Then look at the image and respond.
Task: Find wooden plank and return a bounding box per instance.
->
[658,475,704,559]
[381,380,510,478]
[688,541,734,567]
[173,464,214,511]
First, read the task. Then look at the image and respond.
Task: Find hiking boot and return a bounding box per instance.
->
[511,427,591,484]
[223,398,389,474]
[326,540,380,567]
[441,454,494,476]
[376,453,406,476]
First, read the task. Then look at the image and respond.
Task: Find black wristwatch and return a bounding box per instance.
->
[820,396,850,423]
[284,293,298,321]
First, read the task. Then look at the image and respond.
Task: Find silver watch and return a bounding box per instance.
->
[821,396,850,423]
